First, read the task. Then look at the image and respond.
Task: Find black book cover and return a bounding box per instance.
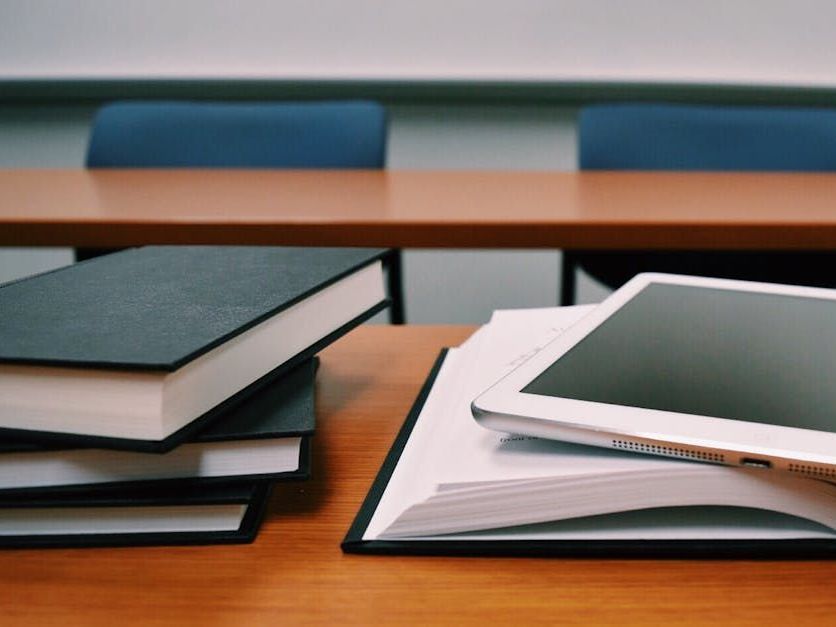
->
[0,302,382,453]
[0,359,317,494]
[0,481,274,549]
[0,246,389,370]
[342,351,836,559]
[0,246,390,451]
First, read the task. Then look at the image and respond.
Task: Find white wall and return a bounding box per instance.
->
[1,1,834,87]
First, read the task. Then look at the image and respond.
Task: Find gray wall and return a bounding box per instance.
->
[0,104,609,320]
[2,1,832,87]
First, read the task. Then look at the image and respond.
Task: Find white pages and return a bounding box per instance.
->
[0,504,247,536]
[0,437,302,491]
[364,306,836,542]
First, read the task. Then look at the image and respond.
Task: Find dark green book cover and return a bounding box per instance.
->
[0,246,389,451]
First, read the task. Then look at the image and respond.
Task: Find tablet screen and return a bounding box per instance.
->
[522,283,836,433]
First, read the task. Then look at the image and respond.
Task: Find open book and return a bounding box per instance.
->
[345,306,836,556]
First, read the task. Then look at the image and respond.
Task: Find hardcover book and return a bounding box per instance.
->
[0,481,273,549]
[0,246,388,451]
[0,358,316,494]
[344,307,836,557]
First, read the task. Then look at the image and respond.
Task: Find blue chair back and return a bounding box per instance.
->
[580,103,836,171]
[87,101,386,168]
[560,103,836,305]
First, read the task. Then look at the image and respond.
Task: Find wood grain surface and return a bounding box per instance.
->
[0,325,834,626]
[5,169,836,249]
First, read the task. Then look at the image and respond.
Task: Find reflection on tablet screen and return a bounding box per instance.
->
[522,283,836,434]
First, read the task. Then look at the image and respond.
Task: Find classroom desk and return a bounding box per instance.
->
[4,169,836,249]
[1,325,834,626]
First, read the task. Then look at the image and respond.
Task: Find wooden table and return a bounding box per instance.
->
[4,169,836,249]
[1,325,834,626]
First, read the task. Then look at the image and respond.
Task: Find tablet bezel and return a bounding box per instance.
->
[472,273,836,471]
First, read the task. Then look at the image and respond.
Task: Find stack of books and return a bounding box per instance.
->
[345,305,836,557]
[0,246,389,548]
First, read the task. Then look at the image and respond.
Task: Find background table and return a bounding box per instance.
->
[4,169,836,249]
[1,325,834,625]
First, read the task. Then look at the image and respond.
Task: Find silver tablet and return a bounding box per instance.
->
[472,273,836,478]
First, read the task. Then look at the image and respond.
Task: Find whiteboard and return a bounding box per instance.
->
[1,0,833,88]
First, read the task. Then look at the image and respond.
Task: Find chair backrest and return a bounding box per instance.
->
[579,103,836,171]
[86,101,386,168]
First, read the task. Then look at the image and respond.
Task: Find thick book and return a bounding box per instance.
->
[0,246,389,451]
[0,481,273,549]
[0,358,316,494]
[344,307,836,558]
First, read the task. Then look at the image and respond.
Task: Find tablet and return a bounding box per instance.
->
[472,273,836,478]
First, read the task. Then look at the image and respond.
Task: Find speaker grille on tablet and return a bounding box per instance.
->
[612,439,725,463]
[788,463,836,480]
